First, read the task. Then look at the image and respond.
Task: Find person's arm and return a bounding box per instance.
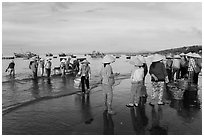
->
[107,65,114,78]
[149,64,158,81]
[88,66,91,79]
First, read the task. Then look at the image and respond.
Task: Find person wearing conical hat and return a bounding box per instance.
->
[29,57,38,79]
[60,59,66,77]
[180,54,188,79]
[99,55,116,115]
[78,59,91,94]
[126,57,144,107]
[149,54,167,106]
[5,60,15,76]
[165,55,173,82]
[186,52,196,84]
[45,58,52,77]
[39,58,45,77]
[172,55,181,80]
[138,55,148,85]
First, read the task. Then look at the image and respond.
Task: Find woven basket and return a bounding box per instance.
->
[177,79,189,90]
[170,88,185,100]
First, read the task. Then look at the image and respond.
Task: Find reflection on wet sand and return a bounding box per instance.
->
[103,110,114,135]
[150,106,168,135]
[130,104,148,135]
[75,93,94,124]
[170,99,200,124]
[31,79,40,99]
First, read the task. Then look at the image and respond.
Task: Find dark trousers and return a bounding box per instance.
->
[81,76,89,93]
[166,69,172,82]
[46,68,51,77]
[193,72,199,85]
[33,71,37,79]
[173,68,180,80]
[180,67,187,78]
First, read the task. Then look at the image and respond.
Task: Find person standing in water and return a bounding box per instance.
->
[60,59,66,77]
[78,60,91,94]
[45,58,52,78]
[39,58,45,77]
[29,57,38,79]
[100,55,116,115]
[5,60,15,76]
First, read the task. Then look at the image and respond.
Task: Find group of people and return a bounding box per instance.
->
[28,56,81,79]
[29,57,52,79]
[98,53,202,115]
[165,52,202,85]
[5,52,202,116]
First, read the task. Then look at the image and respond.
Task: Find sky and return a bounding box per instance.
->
[2,2,202,55]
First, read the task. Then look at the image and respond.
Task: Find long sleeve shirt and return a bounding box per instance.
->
[99,64,114,85]
[131,67,144,83]
[188,58,196,72]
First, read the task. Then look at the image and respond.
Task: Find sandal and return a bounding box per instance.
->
[126,103,134,107]
[149,102,155,106]
[158,102,165,105]
[134,103,139,107]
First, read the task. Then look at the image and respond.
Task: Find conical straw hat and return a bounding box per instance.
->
[186,52,194,57]
[137,55,146,63]
[193,53,201,58]
[174,55,181,59]
[102,55,115,64]
[129,57,143,66]
[180,53,186,56]
[81,59,90,64]
[152,54,164,62]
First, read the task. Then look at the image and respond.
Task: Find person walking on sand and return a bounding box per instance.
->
[5,60,15,76]
[39,58,45,77]
[149,54,168,106]
[45,58,52,78]
[138,55,148,85]
[126,57,144,107]
[165,55,173,82]
[29,57,38,79]
[78,60,91,94]
[99,55,116,115]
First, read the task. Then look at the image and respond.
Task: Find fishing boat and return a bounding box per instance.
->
[14,51,37,59]
[59,53,66,57]
[46,53,53,57]
[89,51,105,58]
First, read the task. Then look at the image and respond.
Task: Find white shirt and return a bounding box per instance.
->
[131,67,144,82]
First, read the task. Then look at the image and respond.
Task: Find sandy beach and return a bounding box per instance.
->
[2,69,202,135]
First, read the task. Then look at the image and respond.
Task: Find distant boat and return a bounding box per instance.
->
[71,55,77,58]
[59,53,66,57]
[14,52,37,59]
[126,56,131,59]
[46,53,53,57]
[89,51,105,58]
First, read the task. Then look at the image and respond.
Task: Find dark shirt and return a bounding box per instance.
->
[143,63,148,77]
[149,62,167,82]
[8,62,15,69]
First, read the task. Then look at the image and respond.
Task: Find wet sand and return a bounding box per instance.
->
[2,74,202,135]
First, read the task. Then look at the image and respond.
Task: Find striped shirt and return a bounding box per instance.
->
[188,58,196,72]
